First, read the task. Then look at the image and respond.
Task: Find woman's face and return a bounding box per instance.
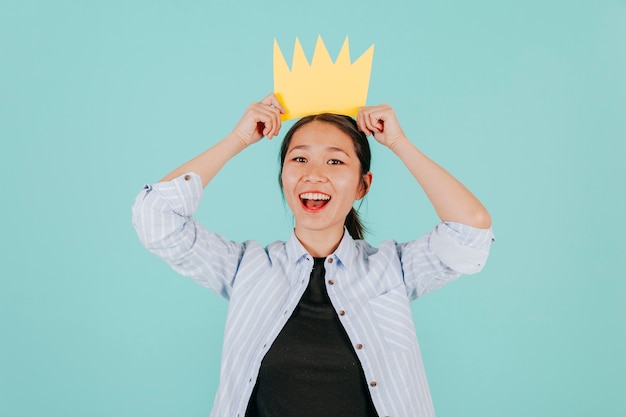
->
[281,121,372,240]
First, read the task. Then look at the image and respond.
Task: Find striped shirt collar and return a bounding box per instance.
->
[285,227,357,268]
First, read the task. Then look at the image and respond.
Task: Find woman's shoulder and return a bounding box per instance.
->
[351,237,404,262]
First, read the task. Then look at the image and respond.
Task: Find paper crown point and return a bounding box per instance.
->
[273,36,375,121]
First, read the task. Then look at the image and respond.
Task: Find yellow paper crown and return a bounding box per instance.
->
[273,36,374,121]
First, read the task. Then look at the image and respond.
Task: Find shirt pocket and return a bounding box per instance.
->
[368,285,418,352]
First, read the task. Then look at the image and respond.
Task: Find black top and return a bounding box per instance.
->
[245,257,378,417]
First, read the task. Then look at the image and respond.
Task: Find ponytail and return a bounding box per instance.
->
[345,207,366,240]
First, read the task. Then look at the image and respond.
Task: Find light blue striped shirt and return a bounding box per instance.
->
[132,173,494,417]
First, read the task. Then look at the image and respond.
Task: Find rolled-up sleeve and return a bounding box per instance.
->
[429,222,494,275]
[132,173,203,254]
[131,173,243,299]
[398,222,494,300]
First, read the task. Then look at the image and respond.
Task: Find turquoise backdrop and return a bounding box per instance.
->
[2,0,625,416]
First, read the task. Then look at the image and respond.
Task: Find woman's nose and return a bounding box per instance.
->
[303,162,327,182]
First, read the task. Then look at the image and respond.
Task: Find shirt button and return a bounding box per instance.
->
[338,310,345,316]
[184,174,191,181]
[356,343,363,349]
[327,257,333,263]
[328,279,334,285]
[370,381,377,387]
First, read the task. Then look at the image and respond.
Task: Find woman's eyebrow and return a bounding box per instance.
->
[288,145,350,157]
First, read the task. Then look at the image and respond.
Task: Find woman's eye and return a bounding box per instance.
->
[293,157,307,163]
[328,159,343,165]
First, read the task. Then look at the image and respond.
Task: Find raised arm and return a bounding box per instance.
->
[132,95,284,297]
[357,104,491,229]
[160,94,285,187]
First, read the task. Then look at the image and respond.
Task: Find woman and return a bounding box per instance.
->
[132,94,494,417]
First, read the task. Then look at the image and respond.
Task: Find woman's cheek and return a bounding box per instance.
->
[281,169,297,190]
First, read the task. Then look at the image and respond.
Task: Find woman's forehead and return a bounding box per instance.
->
[288,121,355,152]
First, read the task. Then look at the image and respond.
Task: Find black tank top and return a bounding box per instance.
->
[245,257,378,417]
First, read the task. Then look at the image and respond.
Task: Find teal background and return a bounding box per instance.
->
[1,0,625,416]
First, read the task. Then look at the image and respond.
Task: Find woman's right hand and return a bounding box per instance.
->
[231,94,285,146]
[159,94,285,186]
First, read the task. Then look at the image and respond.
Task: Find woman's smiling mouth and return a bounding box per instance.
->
[299,192,331,210]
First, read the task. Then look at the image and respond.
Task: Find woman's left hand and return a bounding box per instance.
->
[357,104,407,149]
[358,106,492,229]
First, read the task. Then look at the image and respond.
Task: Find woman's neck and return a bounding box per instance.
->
[294,226,344,258]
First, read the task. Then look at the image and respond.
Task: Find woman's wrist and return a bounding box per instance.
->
[223,131,253,153]
[387,134,415,155]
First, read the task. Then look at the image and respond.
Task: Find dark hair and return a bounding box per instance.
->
[278,113,371,240]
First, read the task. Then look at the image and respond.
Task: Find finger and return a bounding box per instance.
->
[362,110,382,134]
[260,93,274,105]
[357,119,372,136]
[261,93,286,114]
[271,96,286,114]
[370,112,385,132]
[248,103,279,139]
[248,106,271,139]
[268,110,282,139]
[359,106,379,133]
[356,108,373,136]
[261,113,276,139]
[264,104,281,139]
[258,100,283,139]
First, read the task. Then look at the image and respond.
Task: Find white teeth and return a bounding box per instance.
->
[299,192,331,201]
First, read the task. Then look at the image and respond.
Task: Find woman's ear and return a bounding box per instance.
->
[357,172,373,200]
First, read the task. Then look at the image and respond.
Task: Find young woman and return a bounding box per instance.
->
[132,94,494,417]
